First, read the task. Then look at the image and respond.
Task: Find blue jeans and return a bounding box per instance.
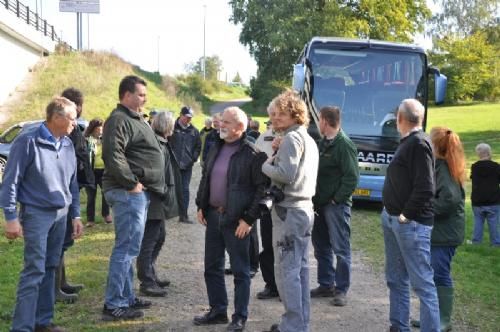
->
[11,205,68,332]
[204,207,251,320]
[430,246,456,287]
[472,205,500,246]
[381,209,440,332]
[104,189,150,309]
[180,167,193,217]
[273,205,314,332]
[312,202,351,293]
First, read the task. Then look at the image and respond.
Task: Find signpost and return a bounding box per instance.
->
[59,0,100,50]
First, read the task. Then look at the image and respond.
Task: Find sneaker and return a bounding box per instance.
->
[34,324,66,332]
[332,291,347,306]
[310,285,335,298]
[130,297,152,309]
[102,305,144,321]
[104,216,113,224]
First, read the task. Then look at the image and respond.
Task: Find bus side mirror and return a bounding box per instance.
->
[292,64,306,93]
[434,73,447,105]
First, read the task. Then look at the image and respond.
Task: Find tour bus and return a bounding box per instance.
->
[292,37,447,201]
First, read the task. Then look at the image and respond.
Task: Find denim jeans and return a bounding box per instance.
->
[430,246,456,287]
[312,202,351,293]
[472,205,500,246]
[137,219,166,287]
[180,167,193,217]
[204,207,251,320]
[272,205,314,332]
[381,209,440,332]
[11,205,68,332]
[104,189,150,309]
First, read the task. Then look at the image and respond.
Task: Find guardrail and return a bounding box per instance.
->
[1,0,65,45]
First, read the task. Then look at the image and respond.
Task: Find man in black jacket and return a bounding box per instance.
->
[170,106,202,223]
[193,107,268,332]
[55,87,95,303]
[381,98,439,332]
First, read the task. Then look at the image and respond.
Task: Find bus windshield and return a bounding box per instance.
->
[308,46,426,138]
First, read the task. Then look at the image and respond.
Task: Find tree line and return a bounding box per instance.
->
[229,0,499,106]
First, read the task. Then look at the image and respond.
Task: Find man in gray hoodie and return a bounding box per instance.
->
[262,90,319,332]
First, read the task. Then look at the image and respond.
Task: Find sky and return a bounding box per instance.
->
[22,1,439,85]
[24,0,258,84]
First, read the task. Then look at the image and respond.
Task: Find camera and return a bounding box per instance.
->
[259,185,285,210]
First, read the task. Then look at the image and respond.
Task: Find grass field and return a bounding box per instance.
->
[352,102,500,331]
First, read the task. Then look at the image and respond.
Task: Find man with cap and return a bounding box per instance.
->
[170,106,202,223]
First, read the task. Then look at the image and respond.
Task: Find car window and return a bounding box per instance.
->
[1,126,22,144]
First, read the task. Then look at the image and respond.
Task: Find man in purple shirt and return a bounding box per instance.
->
[194,107,268,332]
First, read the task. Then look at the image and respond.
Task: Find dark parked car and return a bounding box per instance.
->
[0,119,87,180]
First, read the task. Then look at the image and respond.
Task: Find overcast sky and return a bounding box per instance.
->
[24,0,258,84]
[23,1,438,85]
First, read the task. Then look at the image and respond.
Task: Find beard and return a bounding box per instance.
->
[219,129,228,139]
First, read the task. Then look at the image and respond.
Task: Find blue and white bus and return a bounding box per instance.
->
[292,37,447,201]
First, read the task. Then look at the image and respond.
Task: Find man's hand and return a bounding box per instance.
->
[197,209,207,226]
[72,218,84,239]
[271,136,282,151]
[4,219,23,240]
[235,219,251,239]
[128,182,144,193]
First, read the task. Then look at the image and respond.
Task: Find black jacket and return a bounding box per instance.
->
[170,119,202,170]
[383,130,435,225]
[69,124,94,188]
[147,134,183,221]
[470,159,500,206]
[196,135,268,227]
[202,129,219,162]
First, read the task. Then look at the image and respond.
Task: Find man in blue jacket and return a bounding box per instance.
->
[1,96,83,332]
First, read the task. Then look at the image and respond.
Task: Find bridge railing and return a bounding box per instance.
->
[1,0,67,47]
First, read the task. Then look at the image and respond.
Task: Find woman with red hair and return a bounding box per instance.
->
[412,126,466,332]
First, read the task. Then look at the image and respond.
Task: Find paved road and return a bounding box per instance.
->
[209,98,252,115]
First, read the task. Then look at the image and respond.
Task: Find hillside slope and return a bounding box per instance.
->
[0,51,183,130]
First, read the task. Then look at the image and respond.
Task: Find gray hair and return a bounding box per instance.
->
[223,106,248,131]
[475,143,492,159]
[398,99,424,125]
[151,111,175,137]
[204,117,213,126]
[46,96,76,121]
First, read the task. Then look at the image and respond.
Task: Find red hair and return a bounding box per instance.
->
[430,127,466,184]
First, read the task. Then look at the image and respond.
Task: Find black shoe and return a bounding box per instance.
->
[156,278,171,288]
[310,285,335,298]
[61,283,84,294]
[227,316,245,331]
[130,297,152,309]
[140,285,167,297]
[102,305,144,321]
[179,216,194,224]
[257,287,279,300]
[193,308,229,326]
[264,323,280,332]
[224,268,233,275]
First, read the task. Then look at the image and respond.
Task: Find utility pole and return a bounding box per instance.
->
[203,4,206,80]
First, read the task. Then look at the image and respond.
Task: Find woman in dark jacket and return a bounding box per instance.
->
[137,111,183,297]
[413,127,466,332]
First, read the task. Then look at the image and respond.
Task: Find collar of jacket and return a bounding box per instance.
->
[116,103,142,119]
[283,124,302,135]
[214,132,249,151]
[35,124,72,148]
[175,118,193,131]
[154,132,168,144]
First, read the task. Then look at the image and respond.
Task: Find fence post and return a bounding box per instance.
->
[51,25,55,41]
[26,6,29,25]
[4,0,8,10]
[35,12,38,31]
[44,19,47,36]
[16,0,19,17]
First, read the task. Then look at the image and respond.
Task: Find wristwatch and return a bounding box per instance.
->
[398,214,409,224]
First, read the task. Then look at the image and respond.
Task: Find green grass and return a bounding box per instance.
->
[352,102,500,331]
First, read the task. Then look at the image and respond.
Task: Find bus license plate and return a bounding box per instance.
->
[354,189,371,197]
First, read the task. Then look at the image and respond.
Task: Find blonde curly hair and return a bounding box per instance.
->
[269,89,309,127]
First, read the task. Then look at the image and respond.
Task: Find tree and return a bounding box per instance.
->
[187,55,223,81]
[429,32,497,102]
[229,0,431,106]
[232,72,242,83]
[429,0,498,38]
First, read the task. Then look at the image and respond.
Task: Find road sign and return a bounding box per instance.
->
[59,0,100,14]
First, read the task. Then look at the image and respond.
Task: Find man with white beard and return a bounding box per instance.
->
[193,107,268,331]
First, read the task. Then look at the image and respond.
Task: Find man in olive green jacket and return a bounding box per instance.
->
[311,106,359,307]
[101,75,165,321]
